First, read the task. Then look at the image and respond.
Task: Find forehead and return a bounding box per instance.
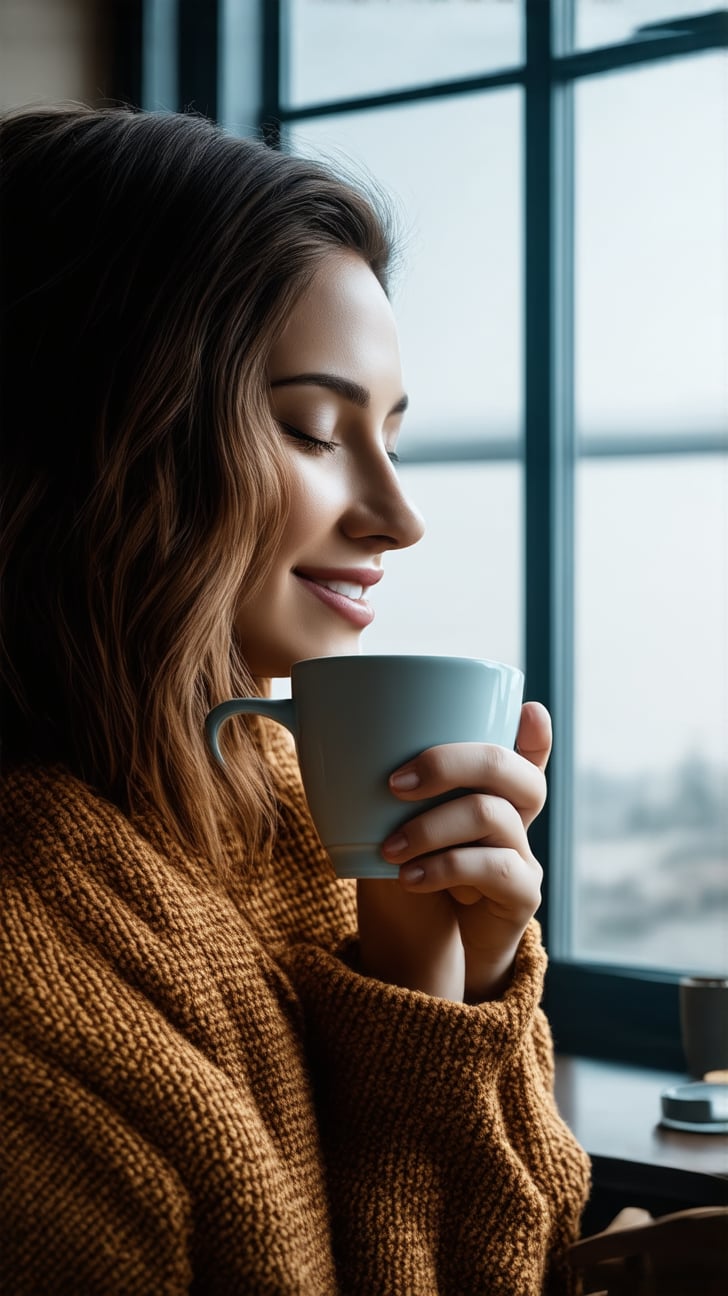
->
[268,251,402,387]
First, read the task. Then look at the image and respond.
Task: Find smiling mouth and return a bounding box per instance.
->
[311,578,365,600]
[293,572,376,628]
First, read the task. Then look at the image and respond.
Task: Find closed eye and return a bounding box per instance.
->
[277,422,337,454]
[277,421,400,465]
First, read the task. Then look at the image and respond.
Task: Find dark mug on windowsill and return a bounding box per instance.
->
[679,977,728,1079]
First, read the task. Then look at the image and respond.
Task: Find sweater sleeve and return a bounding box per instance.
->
[283,921,591,1296]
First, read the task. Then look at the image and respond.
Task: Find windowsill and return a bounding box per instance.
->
[554,1054,728,1208]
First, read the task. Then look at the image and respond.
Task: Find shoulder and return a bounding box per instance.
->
[0,762,194,911]
[0,763,304,1080]
[0,763,253,998]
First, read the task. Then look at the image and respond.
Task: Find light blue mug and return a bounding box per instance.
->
[206,654,524,879]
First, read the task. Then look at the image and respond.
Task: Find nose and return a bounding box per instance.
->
[342,452,425,552]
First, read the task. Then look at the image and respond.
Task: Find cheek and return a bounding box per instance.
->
[280,458,343,551]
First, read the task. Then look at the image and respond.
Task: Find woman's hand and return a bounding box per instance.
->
[356,703,551,1002]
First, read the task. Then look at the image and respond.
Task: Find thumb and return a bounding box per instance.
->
[515,701,552,775]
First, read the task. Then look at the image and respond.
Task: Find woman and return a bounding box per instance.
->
[0,105,590,1294]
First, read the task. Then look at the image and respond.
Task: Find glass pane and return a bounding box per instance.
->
[271,461,523,702]
[570,0,718,53]
[575,53,727,442]
[286,90,523,453]
[364,462,523,664]
[284,0,523,107]
[572,455,728,976]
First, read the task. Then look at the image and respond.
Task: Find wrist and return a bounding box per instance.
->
[359,932,466,1001]
[356,878,467,1000]
[463,934,524,1002]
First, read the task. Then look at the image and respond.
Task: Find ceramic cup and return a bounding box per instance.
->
[205,654,524,879]
[679,977,728,1079]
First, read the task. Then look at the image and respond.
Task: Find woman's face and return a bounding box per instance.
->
[235,250,424,677]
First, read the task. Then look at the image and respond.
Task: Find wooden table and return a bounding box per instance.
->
[554,1055,728,1225]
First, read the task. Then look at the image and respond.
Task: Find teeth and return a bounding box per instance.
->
[320,580,365,601]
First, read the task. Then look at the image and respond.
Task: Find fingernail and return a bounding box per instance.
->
[401,863,425,884]
[390,769,420,791]
[383,832,408,856]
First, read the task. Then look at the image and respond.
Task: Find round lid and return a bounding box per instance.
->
[660,1082,728,1134]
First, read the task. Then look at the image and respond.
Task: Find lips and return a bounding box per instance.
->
[295,566,383,589]
[293,566,382,628]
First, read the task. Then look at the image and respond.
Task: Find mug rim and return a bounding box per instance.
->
[292,653,523,674]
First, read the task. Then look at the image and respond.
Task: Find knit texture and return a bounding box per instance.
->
[1,725,590,1294]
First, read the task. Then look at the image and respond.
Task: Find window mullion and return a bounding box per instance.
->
[549,76,576,960]
[524,0,555,931]
[177,0,220,121]
[260,0,284,146]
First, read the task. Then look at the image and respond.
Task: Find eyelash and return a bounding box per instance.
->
[278,422,400,465]
[279,423,337,455]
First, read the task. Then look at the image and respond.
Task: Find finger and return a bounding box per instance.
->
[515,701,552,775]
[381,792,531,866]
[397,845,542,919]
[388,740,546,822]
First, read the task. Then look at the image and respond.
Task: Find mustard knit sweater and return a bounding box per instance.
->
[1,727,590,1295]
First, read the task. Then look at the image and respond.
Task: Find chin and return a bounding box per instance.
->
[262,634,363,676]
[305,634,362,663]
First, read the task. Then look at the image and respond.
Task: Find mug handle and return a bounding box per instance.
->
[205,697,297,765]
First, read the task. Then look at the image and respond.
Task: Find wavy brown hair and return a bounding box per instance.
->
[0,104,395,868]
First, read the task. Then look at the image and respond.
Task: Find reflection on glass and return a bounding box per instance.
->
[570,0,715,53]
[365,462,523,667]
[285,0,523,107]
[286,90,523,453]
[575,52,727,441]
[572,456,728,975]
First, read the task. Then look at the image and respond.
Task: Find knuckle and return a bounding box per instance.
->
[485,743,507,777]
[495,853,515,885]
[473,794,495,833]
[441,847,463,873]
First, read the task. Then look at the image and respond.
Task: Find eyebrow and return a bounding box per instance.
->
[269,372,409,417]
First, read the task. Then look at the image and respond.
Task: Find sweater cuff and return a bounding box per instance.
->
[284,920,547,1093]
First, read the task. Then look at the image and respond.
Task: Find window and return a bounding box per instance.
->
[545,3,728,1064]
[285,88,524,668]
[569,51,727,982]
[134,0,728,1068]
